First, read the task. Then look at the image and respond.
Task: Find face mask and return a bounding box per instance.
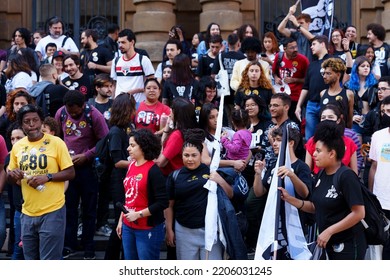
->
[381,113,390,127]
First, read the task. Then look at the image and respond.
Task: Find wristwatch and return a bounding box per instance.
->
[47,173,53,182]
[138,211,144,218]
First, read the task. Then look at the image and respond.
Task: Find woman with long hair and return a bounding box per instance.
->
[135,78,171,135]
[197,22,227,56]
[237,24,259,42]
[234,61,274,109]
[4,54,34,93]
[345,56,378,140]
[190,32,204,71]
[117,129,168,260]
[162,53,199,106]
[104,92,136,260]
[261,32,280,73]
[155,97,198,177]
[5,89,34,124]
[280,120,366,260]
[360,45,381,80]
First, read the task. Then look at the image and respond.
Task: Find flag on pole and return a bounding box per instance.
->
[203,56,231,252]
[255,125,312,260]
[301,0,334,39]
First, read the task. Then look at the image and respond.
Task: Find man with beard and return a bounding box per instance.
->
[80,29,114,79]
[369,95,390,260]
[35,16,79,60]
[88,74,114,124]
[110,29,154,103]
[272,37,309,124]
[62,54,94,100]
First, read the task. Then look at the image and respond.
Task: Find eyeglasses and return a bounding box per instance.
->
[245,103,258,108]
[378,87,390,92]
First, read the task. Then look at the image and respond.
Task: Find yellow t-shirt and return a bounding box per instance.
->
[9,133,73,216]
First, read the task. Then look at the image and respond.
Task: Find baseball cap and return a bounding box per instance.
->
[52,50,65,59]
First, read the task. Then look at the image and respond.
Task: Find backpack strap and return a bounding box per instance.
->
[61,36,69,48]
[60,104,93,128]
[274,51,284,78]
[172,168,181,182]
[331,164,351,191]
[114,53,144,75]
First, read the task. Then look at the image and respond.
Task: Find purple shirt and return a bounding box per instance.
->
[55,105,109,161]
[221,129,252,160]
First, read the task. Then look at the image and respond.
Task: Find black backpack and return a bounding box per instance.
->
[319,165,390,245]
[93,133,112,183]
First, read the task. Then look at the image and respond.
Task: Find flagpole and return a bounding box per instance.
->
[273,125,288,259]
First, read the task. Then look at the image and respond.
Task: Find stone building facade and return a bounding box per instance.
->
[0,0,389,65]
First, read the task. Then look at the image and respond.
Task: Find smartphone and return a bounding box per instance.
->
[260,53,267,57]
[253,149,266,161]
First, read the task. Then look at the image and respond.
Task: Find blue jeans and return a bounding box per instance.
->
[21,205,66,260]
[305,101,321,141]
[12,210,24,260]
[64,165,98,253]
[121,222,165,260]
[0,194,6,250]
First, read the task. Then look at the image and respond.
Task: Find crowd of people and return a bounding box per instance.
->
[0,3,390,261]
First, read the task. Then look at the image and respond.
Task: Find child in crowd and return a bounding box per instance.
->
[41,117,69,192]
[221,109,252,161]
[41,43,57,65]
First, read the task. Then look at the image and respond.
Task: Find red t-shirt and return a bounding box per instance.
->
[123,160,154,230]
[305,136,357,174]
[135,101,171,133]
[161,130,184,176]
[272,53,309,101]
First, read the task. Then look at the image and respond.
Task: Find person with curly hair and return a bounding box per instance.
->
[116,128,168,260]
[5,89,35,124]
[234,61,273,109]
[366,23,390,77]
[319,58,354,129]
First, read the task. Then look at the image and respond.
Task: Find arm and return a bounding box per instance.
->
[116,212,123,239]
[253,160,267,197]
[277,8,294,37]
[25,166,75,189]
[155,153,169,168]
[279,187,315,214]
[295,89,308,122]
[368,160,377,192]
[349,151,358,175]
[346,90,354,128]
[230,63,241,91]
[288,14,315,41]
[87,60,112,74]
[210,171,233,198]
[277,165,310,198]
[316,204,364,248]
[164,200,175,247]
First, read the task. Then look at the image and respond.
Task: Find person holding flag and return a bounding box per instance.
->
[279,120,367,260]
[253,125,311,259]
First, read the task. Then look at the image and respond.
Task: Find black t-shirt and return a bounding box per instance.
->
[162,79,199,104]
[196,54,216,78]
[234,86,273,108]
[88,98,113,123]
[80,45,114,77]
[108,125,130,180]
[302,54,331,102]
[62,74,94,100]
[167,163,209,229]
[373,43,390,77]
[312,168,364,244]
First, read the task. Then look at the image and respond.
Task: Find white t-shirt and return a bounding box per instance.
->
[35,35,79,59]
[369,127,390,210]
[5,71,33,93]
[155,60,172,79]
[110,53,155,102]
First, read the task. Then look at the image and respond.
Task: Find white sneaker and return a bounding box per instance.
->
[95,224,112,237]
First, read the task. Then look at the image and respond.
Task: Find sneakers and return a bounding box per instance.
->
[77,223,83,238]
[95,224,112,237]
[62,248,76,259]
[84,251,96,260]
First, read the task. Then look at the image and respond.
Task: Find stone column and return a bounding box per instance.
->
[199,0,242,39]
[132,0,176,65]
[382,0,390,43]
